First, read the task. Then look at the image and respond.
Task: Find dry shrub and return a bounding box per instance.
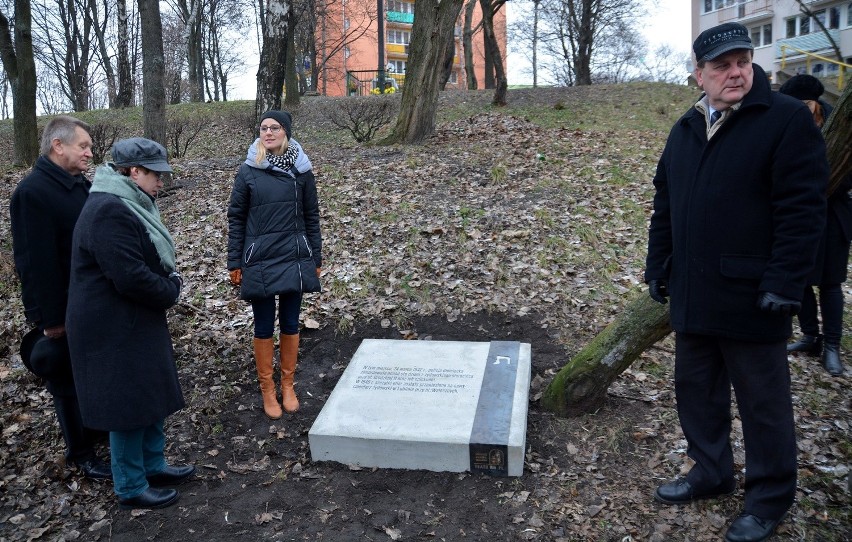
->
[327,96,398,143]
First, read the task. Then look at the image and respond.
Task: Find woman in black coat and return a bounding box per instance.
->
[227,111,322,420]
[780,75,851,376]
[67,138,195,510]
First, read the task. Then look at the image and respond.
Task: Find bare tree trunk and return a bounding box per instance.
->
[438,27,455,90]
[382,0,464,145]
[570,0,594,86]
[0,0,38,166]
[532,0,539,88]
[284,9,300,106]
[256,0,290,116]
[479,0,506,105]
[87,0,117,106]
[176,0,205,102]
[115,0,133,107]
[138,0,167,144]
[462,0,478,90]
[543,84,852,418]
[59,0,93,110]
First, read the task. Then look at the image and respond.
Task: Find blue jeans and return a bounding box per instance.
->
[109,421,167,499]
[251,293,302,338]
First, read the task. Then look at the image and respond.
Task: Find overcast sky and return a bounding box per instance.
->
[505,0,692,85]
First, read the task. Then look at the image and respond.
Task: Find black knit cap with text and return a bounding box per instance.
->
[693,22,753,62]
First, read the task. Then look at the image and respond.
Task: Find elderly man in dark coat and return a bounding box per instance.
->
[645,23,828,542]
[10,115,111,480]
[67,138,194,510]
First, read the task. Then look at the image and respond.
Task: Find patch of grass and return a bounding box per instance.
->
[490,164,508,184]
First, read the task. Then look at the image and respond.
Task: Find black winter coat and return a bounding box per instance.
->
[10,156,90,328]
[810,172,852,284]
[646,64,828,342]
[66,192,184,431]
[227,161,322,300]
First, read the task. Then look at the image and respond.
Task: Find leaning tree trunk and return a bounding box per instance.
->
[541,294,671,417]
[824,80,852,195]
[381,0,464,145]
[542,81,852,418]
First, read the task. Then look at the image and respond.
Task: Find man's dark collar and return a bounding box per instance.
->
[36,155,89,189]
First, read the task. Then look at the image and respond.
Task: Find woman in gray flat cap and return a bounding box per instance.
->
[227,110,323,420]
[66,137,195,510]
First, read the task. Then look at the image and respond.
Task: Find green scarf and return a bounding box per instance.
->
[90,165,176,272]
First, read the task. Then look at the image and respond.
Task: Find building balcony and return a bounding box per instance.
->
[776,29,840,59]
[387,11,414,24]
[802,0,836,7]
[718,0,773,24]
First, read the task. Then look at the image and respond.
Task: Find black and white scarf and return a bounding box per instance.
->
[267,144,299,174]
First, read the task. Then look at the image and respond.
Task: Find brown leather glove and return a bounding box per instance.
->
[229,268,242,285]
[316,267,322,278]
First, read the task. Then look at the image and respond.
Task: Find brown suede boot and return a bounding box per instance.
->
[280,334,300,413]
[253,338,282,419]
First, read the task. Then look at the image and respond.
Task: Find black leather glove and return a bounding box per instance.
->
[169,271,183,302]
[757,291,800,316]
[648,279,669,304]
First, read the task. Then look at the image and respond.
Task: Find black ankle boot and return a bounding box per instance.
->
[787,334,822,356]
[822,342,844,376]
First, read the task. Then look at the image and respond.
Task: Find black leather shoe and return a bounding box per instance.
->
[118,488,179,510]
[724,514,782,542]
[654,478,735,505]
[73,458,113,480]
[822,343,845,376]
[147,464,196,487]
[787,334,822,356]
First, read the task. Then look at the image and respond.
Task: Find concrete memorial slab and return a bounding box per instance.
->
[309,339,531,476]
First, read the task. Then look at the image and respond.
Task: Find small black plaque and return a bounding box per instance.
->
[469,443,509,476]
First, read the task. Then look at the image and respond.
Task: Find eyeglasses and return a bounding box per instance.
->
[259,125,283,133]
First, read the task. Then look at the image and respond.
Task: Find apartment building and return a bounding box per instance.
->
[317,0,506,97]
[693,0,852,94]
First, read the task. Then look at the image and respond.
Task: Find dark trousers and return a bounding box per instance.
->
[251,292,303,338]
[52,393,101,464]
[797,284,844,344]
[675,333,796,520]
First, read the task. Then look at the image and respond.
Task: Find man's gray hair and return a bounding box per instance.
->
[40,115,91,156]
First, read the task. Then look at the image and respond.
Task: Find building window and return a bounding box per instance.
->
[828,6,840,29]
[750,23,771,47]
[810,8,840,30]
[449,71,458,84]
[389,60,406,74]
[848,4,852,27]
[786,15,811,37]
[387,0,413,14]
[386,30,411,45]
